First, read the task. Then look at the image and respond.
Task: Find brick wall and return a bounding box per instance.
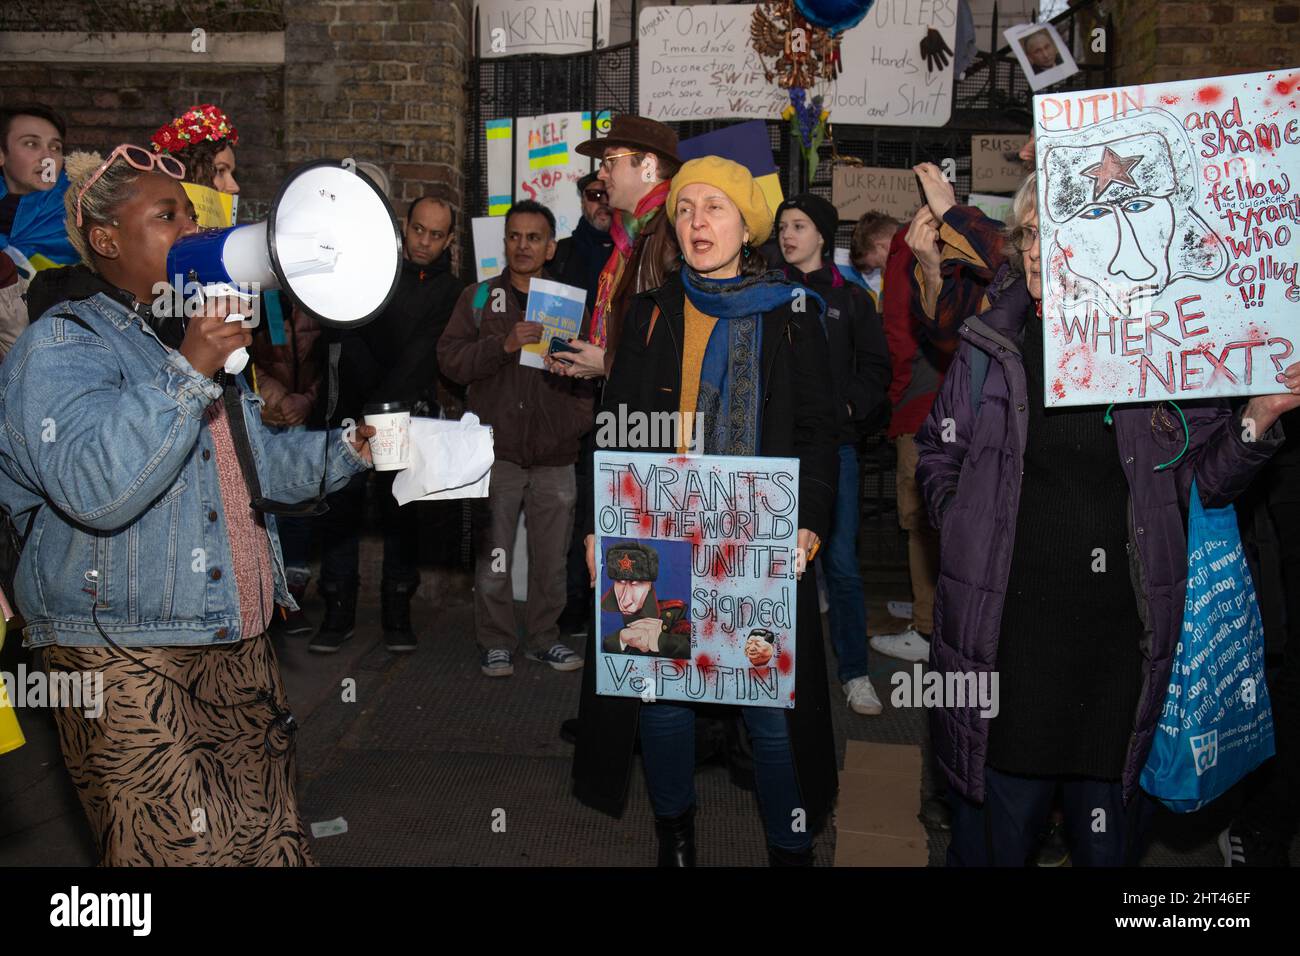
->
[284,0,471,219]
[0,63,286,221]
[1111,0,1300,86]
[0,0,469,231]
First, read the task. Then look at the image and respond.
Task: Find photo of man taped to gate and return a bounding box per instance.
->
[599,539,692,659]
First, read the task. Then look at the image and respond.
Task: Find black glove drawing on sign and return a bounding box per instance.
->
[919,28,952,74]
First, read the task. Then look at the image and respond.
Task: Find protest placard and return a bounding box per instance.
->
[968,191,1014,225]
[1034,68,1300,407]
[471,215,505,282]
[971,134,1031,193]
[593,451,800,709]
[182,181,235,228]
[832,165,922,222]
[475,0,609,57]
[637,1,956,127]
[485,111,610,239]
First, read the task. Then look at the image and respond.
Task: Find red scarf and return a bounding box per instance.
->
[589,180,671,348]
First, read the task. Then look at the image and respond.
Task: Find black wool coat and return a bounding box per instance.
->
[571,270,840,828]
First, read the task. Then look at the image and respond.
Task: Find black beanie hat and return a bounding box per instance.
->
[775,192,838,259]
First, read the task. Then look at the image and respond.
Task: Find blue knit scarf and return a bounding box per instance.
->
[680,266,814,456]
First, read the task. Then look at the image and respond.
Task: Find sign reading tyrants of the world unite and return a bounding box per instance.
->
[593,451,799,709]
[1034,68,1300,407]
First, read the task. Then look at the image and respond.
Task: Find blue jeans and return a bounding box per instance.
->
[824,443,869,683]
[947,767,1154,867]
[639,703,809,852]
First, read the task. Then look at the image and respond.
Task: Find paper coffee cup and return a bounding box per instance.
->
[362,401,411,471]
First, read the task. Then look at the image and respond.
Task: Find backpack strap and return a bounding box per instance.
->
[471,281,491,330]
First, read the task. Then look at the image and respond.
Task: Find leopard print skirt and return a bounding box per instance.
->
[44,634,315,867]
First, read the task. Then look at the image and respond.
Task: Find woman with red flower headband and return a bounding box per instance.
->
[151,104,240,195]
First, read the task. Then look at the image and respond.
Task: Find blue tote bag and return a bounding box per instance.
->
[1140,480,1275,812]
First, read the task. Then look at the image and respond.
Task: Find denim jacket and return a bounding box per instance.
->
[0,291,370,648]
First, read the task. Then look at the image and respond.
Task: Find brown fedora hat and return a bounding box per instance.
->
[575,115,681,163]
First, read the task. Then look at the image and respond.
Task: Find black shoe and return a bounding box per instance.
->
[1035,820,1070,867]
[1219,823,1290,867]
[381,580,417,653]
[560,718,579,744]
[278,581,314,636]
[918,794,952,832]
[309,582,357,654]
[654,806,696,867]
[768,845,814,866]
[557,607,588,639]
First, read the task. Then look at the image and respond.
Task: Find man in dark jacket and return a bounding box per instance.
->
[549,173,614,637]
[310,195,465,655]
[439,200,594,678]
[548,172,613,314]
[775,193,891,717]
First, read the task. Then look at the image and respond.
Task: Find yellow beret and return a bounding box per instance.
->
[666,156,773,246]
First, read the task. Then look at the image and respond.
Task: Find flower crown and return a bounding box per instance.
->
[150,104,238,154]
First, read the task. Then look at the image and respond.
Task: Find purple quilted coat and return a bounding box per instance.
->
[915,275,1285,804]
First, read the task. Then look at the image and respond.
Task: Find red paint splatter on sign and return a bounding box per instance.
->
[696,653,714,673]
[776,649,793,675]
[1196,86,1222,105]
[1158,94,1180,106]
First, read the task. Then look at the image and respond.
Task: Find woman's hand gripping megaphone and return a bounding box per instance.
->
[179,294,254,379]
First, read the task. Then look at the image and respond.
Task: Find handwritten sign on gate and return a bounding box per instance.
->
[637,1,957,127]
[593,451,800,709]
[832,165,922,222]
[1035,69,1300,406]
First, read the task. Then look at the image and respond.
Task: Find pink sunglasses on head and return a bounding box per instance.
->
[76,144,187,227]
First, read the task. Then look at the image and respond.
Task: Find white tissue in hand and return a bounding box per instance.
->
[391,413,495,504]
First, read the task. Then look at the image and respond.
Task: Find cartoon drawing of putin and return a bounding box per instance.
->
[1040,108,1228,317]
[600,542,692,659]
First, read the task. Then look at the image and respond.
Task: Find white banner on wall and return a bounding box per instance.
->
[475,0,610,57]
[637,1,958,127]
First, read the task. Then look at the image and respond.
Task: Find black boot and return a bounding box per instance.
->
[309,581,357,654]
[767,845,814,866]
[279,580,313,636]
[654,806,696,867]
[381,580,417,653]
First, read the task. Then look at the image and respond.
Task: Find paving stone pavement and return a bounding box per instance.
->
[1,535,1293,867]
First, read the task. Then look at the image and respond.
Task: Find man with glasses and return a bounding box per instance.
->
[549,173,614,639]
[548,173,613,315]
[309,194,465,655]
[546,116,681,382]
[439,200,594,678]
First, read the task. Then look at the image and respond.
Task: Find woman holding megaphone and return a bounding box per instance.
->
[0,145,375,866]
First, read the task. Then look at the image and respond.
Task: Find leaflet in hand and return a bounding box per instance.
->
[520,277,584,369]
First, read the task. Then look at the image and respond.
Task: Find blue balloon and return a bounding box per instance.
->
[793,0,874,32]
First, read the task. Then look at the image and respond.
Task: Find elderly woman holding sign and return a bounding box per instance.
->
[914,172,1300,867]
[571,157,839,866]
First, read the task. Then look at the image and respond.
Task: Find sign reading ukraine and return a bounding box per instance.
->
[593,451,800,709]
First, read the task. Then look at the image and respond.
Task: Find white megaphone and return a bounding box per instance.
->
[165,160,402,374]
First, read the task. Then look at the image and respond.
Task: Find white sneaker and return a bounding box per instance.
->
[869,627,931,663]
[843,675,883,716]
